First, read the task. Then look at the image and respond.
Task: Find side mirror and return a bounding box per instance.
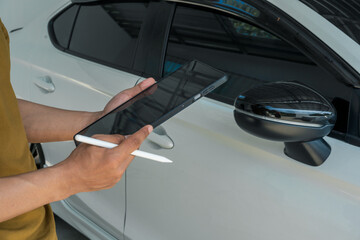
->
[234,82,337,166]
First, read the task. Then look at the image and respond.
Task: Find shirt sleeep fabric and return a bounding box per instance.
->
[0,18,57,240]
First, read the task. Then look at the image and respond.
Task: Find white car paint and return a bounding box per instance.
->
[2,0,360,239]
[0,0,61,31]
[125,98,360,240]
[267,0,360,80]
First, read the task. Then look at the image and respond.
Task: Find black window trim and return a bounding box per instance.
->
[132,1,176,79]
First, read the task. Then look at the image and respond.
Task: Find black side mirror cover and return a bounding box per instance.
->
[234,82,337,166]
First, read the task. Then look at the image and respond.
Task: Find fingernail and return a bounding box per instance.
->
[147,125,153,134]
[140,78,154,88]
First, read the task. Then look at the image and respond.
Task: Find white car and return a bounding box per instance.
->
[3,0,360,239]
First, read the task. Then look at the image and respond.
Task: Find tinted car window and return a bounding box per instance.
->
[164,6,333,104]
[52,5,79,49]
[70,3,148,69]
[51,2,148,70]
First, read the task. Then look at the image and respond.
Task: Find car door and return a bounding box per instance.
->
[124,2,360,240]
[22,1,152,238]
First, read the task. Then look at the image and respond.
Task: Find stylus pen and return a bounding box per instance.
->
[75,135,173,163]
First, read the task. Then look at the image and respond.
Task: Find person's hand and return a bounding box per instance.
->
[55,125,152,195]
[81,78,155,132]
[101,78,155,117]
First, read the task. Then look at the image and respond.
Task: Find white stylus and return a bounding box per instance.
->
[75,134,173,163]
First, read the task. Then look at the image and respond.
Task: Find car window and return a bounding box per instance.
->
[52,5,79,49]
[50,2,149,70]
[164,5,331,104]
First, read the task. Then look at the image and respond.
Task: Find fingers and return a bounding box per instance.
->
[102,78,156,115]
[65,126,152,193]
[88,123,152,153]
[116,125,153,166]
[138,78,156,90]
[120,78,156,101]
[91,134,125,145]
[120,125,153,153]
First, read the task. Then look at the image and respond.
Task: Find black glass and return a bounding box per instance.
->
[52,5,79,49]
[69,2,148,69]
[164,6,319,105]
[75,60,227,141]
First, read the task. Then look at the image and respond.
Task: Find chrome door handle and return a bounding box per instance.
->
[147,126,174,149]
[34,76,55,93]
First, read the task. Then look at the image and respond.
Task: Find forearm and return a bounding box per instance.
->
[0,125,152,222]
[0,165,72,222]
[17,99,101,143]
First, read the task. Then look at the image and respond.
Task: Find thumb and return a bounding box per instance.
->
[117,125,153,156]
[91,134,125,145]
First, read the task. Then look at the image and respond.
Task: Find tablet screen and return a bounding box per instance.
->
[75,60,227,142]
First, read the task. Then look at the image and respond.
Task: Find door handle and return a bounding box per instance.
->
[147,126,174,149]
[34,76,55,93]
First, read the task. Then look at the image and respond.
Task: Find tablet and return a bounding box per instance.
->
[74,60,227,144]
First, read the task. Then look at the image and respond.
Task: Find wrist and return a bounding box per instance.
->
[49,163,78,199]
[92,111,103,122]
[87,111,102,126]
[76,111,102,136]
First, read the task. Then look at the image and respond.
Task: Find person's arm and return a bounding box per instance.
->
[18,78,155,143]
[0,126,152,222]
[17,99,100,143]
[0,78,155,222]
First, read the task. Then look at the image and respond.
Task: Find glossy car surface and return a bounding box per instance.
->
[2,0,360,239]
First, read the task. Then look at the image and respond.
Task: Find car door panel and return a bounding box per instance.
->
[125,97,360,240]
